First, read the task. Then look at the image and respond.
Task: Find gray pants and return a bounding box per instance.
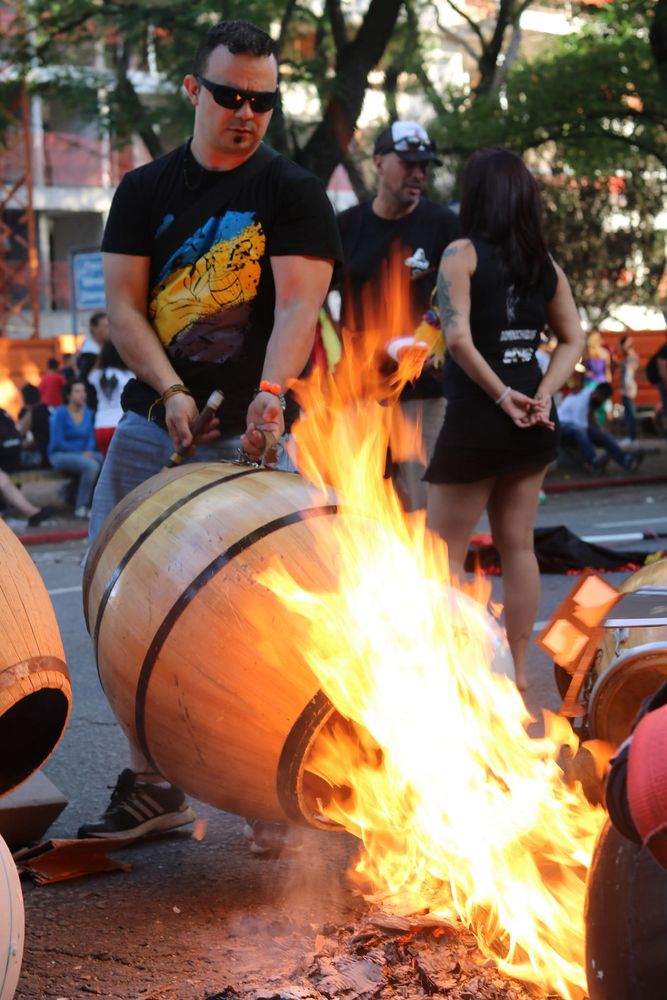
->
[390,397,446,512]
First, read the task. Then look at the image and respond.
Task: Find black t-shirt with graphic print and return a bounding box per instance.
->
[336,198,461,400]
[101,140,342,434]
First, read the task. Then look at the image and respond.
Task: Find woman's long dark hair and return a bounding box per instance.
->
[95,340,128,372]
[94,341,129,401]
[459,148,550,288]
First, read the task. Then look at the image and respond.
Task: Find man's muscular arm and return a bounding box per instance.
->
[103,252,201,451]
[242,254,334,456]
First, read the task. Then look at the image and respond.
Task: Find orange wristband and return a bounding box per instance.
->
[259,380,282,395]
[255,381,286,411]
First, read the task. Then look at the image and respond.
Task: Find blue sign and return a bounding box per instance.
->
[71,251,106,310]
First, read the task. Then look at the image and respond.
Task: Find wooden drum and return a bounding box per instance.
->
[588,558,667,745]
[0,833,23,1000]
[83,462,346,826]
[585,819,667,1000]
[0,521,71,794]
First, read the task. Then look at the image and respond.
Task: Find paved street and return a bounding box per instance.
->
[12,473,667,999]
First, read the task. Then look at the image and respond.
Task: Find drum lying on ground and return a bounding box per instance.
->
[83,461,515,827]
[585,818,667,1000]
[83,462,343,825]
[0,520,71,794]
[588,558,667,745]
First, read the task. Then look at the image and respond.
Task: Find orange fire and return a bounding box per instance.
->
[259,323,606,999]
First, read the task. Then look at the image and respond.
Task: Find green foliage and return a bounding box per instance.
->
[19,0,291,154]
[7,0,666,324]
[420,0,667,325]
[435,0,666,171]
[540,167,665,327]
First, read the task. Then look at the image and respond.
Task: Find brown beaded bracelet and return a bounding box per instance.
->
[147,384,193,421]
[161,383,193,404]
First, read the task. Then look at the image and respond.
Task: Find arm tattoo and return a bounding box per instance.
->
[437,269,459,328]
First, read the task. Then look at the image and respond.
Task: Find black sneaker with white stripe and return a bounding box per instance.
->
[77,769,196,839]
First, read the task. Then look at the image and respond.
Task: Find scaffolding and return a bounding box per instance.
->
[0,0,40,338]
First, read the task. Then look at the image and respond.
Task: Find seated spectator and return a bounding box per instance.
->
[38,358,66,407]
[17,384,51,469]
[0,408,22,473]
[557,379,644,473]
[535,332,557,376]
[48,379,103,519]
[87,342,133,458]
[0,469,55,527]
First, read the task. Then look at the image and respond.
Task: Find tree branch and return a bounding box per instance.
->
[276,0,299,53]
[112,39,164,159]
[441,0,486,48]
[326,0,347,54]
[424,1,479,61]
[300,0,405,180]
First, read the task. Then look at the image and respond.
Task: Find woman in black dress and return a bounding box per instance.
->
[425,149,584,691]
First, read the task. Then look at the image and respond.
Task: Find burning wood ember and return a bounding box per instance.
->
[204,911,550,999]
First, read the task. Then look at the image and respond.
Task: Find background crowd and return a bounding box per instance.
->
[0,309,132,524]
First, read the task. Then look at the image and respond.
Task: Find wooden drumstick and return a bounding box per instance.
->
[165,389,224,469]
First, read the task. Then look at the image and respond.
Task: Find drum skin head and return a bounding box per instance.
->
[588,645,667,745]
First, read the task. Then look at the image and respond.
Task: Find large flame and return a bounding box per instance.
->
[259,304,605,998]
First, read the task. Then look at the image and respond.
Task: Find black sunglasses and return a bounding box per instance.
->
[196,76,278,113]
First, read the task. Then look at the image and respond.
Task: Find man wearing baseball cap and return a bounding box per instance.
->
[336,120,460,512]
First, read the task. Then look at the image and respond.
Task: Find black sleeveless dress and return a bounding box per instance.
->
[424,238,559,484]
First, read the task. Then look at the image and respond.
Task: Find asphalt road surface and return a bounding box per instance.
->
[13,476,667,1000]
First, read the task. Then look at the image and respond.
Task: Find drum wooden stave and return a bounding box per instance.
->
[0,521,71,795]
[588,558,667,745]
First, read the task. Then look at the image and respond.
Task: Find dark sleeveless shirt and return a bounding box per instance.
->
[425,237,559,483]
[443,238,557,401]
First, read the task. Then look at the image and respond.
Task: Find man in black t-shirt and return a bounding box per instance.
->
[80,19,341,852]
[336,120,460,511]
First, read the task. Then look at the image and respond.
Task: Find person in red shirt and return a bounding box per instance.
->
[38,359,66,407]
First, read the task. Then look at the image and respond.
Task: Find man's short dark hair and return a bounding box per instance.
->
[89,311,107,330]
[592,382,613,404]
[21,383,40,406]
[47,357,59,371]
[193,20,277,77]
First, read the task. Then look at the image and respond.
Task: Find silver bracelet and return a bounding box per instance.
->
[253,387,287,411]
[494,385,511,405]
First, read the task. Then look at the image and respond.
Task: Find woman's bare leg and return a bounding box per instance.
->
[0,469,41,520]
[486,466,548,691]
[426,477,495,581]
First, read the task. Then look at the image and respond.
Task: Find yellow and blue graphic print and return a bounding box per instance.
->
[149,211,266,364]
